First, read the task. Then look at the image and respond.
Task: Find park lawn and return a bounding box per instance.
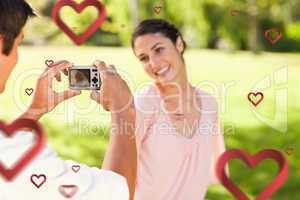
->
[0,46,299,199]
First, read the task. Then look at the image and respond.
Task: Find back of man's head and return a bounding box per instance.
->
[0,0,35,56]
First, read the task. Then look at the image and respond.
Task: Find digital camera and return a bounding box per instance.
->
[68,66,101,90]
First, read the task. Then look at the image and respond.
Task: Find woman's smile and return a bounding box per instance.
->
[155,65,170,76]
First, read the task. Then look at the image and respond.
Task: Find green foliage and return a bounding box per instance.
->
[23,0,300,52]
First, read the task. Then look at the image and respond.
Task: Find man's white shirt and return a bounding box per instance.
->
[0,131,129,200]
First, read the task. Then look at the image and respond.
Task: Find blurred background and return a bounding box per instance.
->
[0,0,300,199]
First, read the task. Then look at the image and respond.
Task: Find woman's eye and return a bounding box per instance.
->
[155,47,164,53]
[140,57,148,63]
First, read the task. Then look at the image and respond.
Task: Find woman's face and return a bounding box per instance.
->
[133,33,185,84]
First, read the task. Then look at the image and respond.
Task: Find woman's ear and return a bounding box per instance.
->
[175,36,184,54]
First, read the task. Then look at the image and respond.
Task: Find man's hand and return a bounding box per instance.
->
[90,60,134,114]
[20,60,81,121]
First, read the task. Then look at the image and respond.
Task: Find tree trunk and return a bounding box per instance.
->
[248,0,259,53]
[128,0,139,28]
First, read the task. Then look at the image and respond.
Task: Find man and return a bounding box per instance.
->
[0,0,136,199]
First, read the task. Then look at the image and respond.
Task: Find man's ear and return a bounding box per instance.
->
[0,34,3,42]
[175,36,184,54]
[0,34,3,50]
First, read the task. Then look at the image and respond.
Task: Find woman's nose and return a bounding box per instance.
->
[149,56,160,70]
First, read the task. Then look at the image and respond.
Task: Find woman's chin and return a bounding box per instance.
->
[158,73,179,84]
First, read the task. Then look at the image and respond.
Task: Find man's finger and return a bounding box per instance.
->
[90,90,100,102]
[99,91,110,111]
[93,60,107,72]
[90,91,110,111]
[55,73,61,82]
[45,62,72,80]
[107,64,117,75]
[55,61,70,78]
[56,89,81,103]
[108,64,116,71]
[52,60,69,68]
[62,69,68,76]
[56,61,72,72]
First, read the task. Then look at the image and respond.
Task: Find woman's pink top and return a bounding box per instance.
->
[134,83,225,200]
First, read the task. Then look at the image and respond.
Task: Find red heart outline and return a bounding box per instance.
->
[247,92,264,107]
[59,185,78,198]
[216,149,289,200]
[0,119,45,181]
[51,0,107,45]
[264,28,283,45]
[30,174,47,189]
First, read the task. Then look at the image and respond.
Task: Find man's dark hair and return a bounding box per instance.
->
[131,19,187,54]
[0,0,35,56]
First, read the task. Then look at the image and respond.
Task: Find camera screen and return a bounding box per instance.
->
[70,69,90,87]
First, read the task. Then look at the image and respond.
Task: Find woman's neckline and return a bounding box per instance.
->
[153,84,204,140]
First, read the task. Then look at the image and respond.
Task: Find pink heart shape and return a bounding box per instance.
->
[71,165,80,173]
[30,174,47,189]
[59,185,78,198]
[216,149,289,200]
[0,119,46,181]
[247,92,264,107]
[51,0,107,45]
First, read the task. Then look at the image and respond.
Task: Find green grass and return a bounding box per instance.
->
[0,46,299,199]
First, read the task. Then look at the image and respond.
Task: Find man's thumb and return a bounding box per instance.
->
[90,91,100,102]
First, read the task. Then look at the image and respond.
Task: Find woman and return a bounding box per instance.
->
[131,19,226,199]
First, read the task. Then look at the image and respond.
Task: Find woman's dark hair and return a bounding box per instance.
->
[131,19,187,54]
[0,0,36,56]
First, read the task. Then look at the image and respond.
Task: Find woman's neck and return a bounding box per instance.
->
[155,80,196,115]
[155,66,194,100]
[156,81,194,98]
